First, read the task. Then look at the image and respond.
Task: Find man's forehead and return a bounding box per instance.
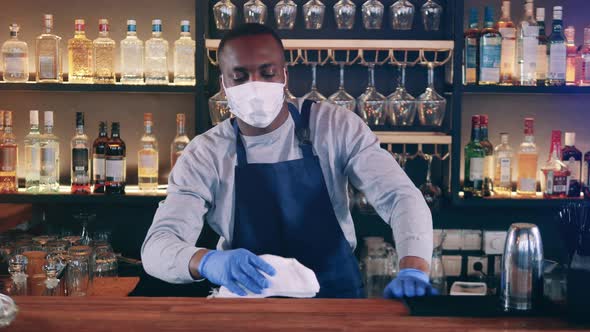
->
[220,35,284,68]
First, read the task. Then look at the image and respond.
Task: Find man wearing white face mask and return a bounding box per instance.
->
[142,24,435,299]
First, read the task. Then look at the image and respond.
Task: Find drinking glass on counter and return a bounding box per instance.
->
[275,0,298,30]
[303,0,326,30]
[208,88,232,126]
[0,294,18,327]
[430,230,446,294]
[390,0,415,30]
[244,0,268,24]
[303,64,327,102]
[93,245,118,278]
[328,64,356,112]
[334,0,357,30]
[8,255,28,296]
[362,0,385,30]
[417,63,446,127]
[421,0,443,31]
[66,245,92,296]
[386,64,416,126]
[213,0,237,30]
[357,64,386,126]
[362,239,396,298]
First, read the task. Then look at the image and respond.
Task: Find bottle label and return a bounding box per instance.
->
[39,56,56,79]
[480,39,502,83]
[0,146,17,172]
[536,45,548,80]
[465,38,478,83]
[25,146,41,173]
[40,146,56,177]
[522,27,539,79]
[583,56,590,81]
[93,156,105,180]
[566,158,581,182]
[519,178,536,192]
[140,154,158,170]
[470,157,484,181]
[500,158,512,185]
[499,28,516,76]
[5,55,26,75]
[72,148,89,173]
[546,171,569,195]
[549,44,567,80]
[106,158,126,182]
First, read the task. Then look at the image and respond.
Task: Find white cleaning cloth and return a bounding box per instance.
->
[210,254,320,299]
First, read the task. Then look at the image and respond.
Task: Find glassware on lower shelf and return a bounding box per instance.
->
[93,245,118,278]
[213,0,237,30]
[334,0,357,30]
[303,0,326,30]
[430,230,446,295]
[0,294,18,327]
[275,0,298,30]
[66,245,92,296]
[8,254,28,296]
[386,64,417,126]
[362,0,384,30]
[390,0,415,30]
[209,88,232,126]
[328,64,356,112]
[362,239,395,298]
[303,64,327,102]
[421,0,443,31]
[417,63,446,127]
[357,64,386,126]
[420,154,442,213]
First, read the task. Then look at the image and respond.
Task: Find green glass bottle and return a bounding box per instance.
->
[464,115,486,198]
[479,115,494,197]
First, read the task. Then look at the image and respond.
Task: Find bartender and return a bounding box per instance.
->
[142,23,434,299]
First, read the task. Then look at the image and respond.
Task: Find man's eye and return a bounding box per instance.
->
[233,76,248,83]
[262,72,276,78]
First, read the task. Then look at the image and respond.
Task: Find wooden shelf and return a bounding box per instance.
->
[205,39,455,51]
[462,85,590,95]
[454,196,588,209]
[0,82,196,94]
[375,131,452,145]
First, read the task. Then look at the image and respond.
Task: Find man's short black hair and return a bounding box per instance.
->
[218,23,284,59]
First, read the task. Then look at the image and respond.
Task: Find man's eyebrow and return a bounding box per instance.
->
[231,66,249,72]
[258,63,276,70]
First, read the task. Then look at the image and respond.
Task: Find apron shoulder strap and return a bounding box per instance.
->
[293,100,315,159]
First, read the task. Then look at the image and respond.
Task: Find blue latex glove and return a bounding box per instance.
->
[198,249,277,296]
[383,268,438,299]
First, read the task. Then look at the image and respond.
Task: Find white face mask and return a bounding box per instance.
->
[222,73,286,128]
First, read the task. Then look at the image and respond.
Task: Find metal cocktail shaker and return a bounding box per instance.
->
[500,223,544,311]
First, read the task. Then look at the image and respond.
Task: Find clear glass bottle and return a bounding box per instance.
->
[516,118,538,197]
[464,8,480,85]
[41,261,61,296]
[334,0,356,30]
[565,26,577,86]
[275,0,298,30]
[213,0,237,30]
[208,88,232,126]
[494,133,514,197]
[357,65,386,126]
[547,6,566,86]
[92,122,108,194]
[303,0,326,30]
[536,8,548,86]
[562,132,582,198]
[171,113,190,169]
[120,20,144,85]
[145,20,169,85]
[479,7,501,85]
[8,255,28,296]
[244,0,268,24]
[362,0,384,30]
[390,0,414,31]
[39,111,59,193]
[70,112,90,194]
[36,14,62,83]
[68,19,93,84]
[174,20,195,86]
[479,115,494,197]
[138,113,158,193]
[463,115,485,198]
[496,1,516,85]
[0,111,18,193]
[581,26,590,86]
[541,130,570,198]
[516,0,539,86]
[105,122,126,195]
[24,111,41,193]
[93,19,116,84]
[2,24,29,82]
[328,64,356,112]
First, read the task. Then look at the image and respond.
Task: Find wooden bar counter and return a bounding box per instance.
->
[6,297,587,331]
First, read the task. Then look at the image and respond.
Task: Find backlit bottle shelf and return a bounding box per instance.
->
[375,131,452,145]
[455,191,588,208]
[462,85,590,95]
[0,82,197,94]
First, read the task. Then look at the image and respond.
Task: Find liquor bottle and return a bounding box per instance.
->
[582,26,590,86]
[496,1,516,85]
[92,122,108,194]
[93,19,116,84]
[39,111,60,193]
[2,24,29,82]
[463,115,485,198]
[68,19,93,84]
[494,133,514,197]
[562,132,582,198]
[0,111,18,193]
[138,113,158,193]
[516,0,538,86]
[541,130,570,198]
[479,115,494,197]
[0,110,3,136]
[70,112,91,194]
[516,118,538,197]
[464,8,479,85]
[174,20,196,86]
[120,20,144,85]
[479,7,501,85]
[145,19,169,85]
[536,8,548,86]
[105,122,126,195]
[24,111,41,193]
[36,14,62,83]
[171,113,190,168]
[565,26,577,86]
[547,6,566,86]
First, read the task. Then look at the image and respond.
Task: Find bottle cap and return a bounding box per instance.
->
[44,111,53,127]
[553,6,563,20]
[479,114,489,126]
[152,19,162,25]
[152,19,163,33]
[181,20,191,32]
[565,132,576,146]
[471,115,480,127]
[44,14,54,28]
[99,19,109,32]
[484,7,494,23]
[565,26,575,41]
[176,113,185,122]
[551,130,562,143]
[524,118,534,135]
[536,8,545,21]
[111,122,120,133]
[76,112,84,127]
[144,113,153,123]
[127,19,137,26]
[181,20,190,26]
[29,110,39,125]
[5,111,13,126]
[469,8,478,24]
[75,19,85,31]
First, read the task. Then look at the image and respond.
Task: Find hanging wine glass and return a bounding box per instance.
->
[362,0,385,30]
[417,63,446,127]
[390,0,415,30]
[334,0,357,30]
[285,86,298,106]
[209,88,232,126]
[421,0,443,31]
[357,64,386,125]
[328,64,356,112]
[386,64,416,126]
[213,0,237,30]
[419,153,442,213]
[244,0,268,24]
[275,0,297,30]
[303,0,326,30]
[303,63,326,102]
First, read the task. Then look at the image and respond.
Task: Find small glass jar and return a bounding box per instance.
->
[93,246,118,278]
[66,245,93,296]
[0,294,18,328]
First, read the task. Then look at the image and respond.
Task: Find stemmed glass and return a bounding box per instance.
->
[334,0,357,30]
[213,0,237,30]
[285,67,298,106]
[421,0,443,31]
[419,153,442,213]
[303,0,326,30]
[244,0,268,24]
[328,64,356,112]
[303,64,327,102]
[390,0,415,30]
[362,0,385,30]
[386,64,416,126]
[208,88,232,126]
[357,64,386,126]
[417,63,446,127]
[275,0,298,30]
